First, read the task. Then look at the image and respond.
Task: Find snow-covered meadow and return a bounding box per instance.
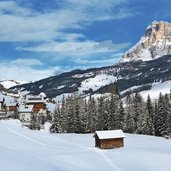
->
[0,119,171,171]
[121,80,171,101]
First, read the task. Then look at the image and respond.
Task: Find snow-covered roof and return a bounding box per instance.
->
[18,105,34,113]
[0,97,5,102]
[39,92,46,98]
[25,95,46,104]
[95,130,126,139]
[5,102,18,107]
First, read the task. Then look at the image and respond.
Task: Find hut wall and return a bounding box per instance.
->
[100,138,124,149]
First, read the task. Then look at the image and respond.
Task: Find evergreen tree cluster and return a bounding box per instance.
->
[50,91,171,137]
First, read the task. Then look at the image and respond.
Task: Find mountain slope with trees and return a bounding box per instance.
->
[10,54,171,98]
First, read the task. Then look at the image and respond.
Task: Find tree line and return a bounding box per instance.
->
[50,90,171,137]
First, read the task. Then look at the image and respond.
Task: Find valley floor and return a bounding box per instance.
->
[0,120,171,171]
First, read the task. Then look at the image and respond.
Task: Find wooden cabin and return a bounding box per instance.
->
[94,130,126,149]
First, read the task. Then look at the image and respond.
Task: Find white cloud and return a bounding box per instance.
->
[20,40,131,56]
[10,58,43,66]
[0,0,134,81]
[0,1,32,16]
[0,0,133,42]
[0,59,62,81]
[75,58,121,65]
[63,0,133,21]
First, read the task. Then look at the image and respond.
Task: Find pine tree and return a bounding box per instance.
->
[140,102,151,135]
[117,100,125,130]
[60,95,67,133]
[112,94,123,130]
[74,96,82,133]
[124,93,135,133]
[50,106,61,133]
[97,96,105,130]
[156,93,167,136]
[133,93,147,134]
[133,93,141,133]
[87,95,93,132]
[108,93,116,130]
[104,98,110,130]
[91,97,98,132]
[77,98,86,133]
[164,94,171,136]
[87,95,98,132]
[66,95,75,133]
[146,95,154,135]
[153,101,158,136]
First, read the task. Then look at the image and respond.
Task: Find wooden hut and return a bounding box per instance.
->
[94,130,126,149]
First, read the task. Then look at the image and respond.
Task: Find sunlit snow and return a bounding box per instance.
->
[0,120,171,171]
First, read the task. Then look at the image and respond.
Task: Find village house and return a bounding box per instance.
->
[18,105,34,123]
[6,102,18,116]
[94,130,126,149]
[25,94,46,113]
[18,93,48,129]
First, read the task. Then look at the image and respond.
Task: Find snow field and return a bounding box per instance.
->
[0,80,27,89]
[0,120,171,171]
[121,80,171,101]
[140,81,171,100]
[78,74,117,94]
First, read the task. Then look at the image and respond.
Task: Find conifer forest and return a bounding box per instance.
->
[50,89,171,138]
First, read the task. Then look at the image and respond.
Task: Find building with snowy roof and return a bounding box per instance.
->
[18,105,34,123]
[6,102,18,116]
[94,130,126,149]
[25,95,46,113]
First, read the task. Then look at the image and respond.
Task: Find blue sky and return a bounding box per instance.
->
[0,0,171,81]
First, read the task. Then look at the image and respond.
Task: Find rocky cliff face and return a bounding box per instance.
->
[121,21,171,62]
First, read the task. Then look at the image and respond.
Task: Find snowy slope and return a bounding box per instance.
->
[121,36,152,62]
[0,119,171,171]
[9,55,171,99]
[140,81,171,100]
[0,80,27,89]
[121,80,171,100]
[78,74,117,94]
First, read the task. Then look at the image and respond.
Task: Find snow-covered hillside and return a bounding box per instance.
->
[78,74,117,94]
[9,54,171,100]
[121,80,171,100]
[0,80,27,89]
[0,119,171,171]
[140,81,171,100]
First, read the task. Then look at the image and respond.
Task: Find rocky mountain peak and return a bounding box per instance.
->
[121,21,171,62]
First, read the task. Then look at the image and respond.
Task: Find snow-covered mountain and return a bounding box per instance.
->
[7,21,171,100]
[9,54,171,100]
[121,21,171,62]
[0,119,171,171]
[0,80,28,89]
